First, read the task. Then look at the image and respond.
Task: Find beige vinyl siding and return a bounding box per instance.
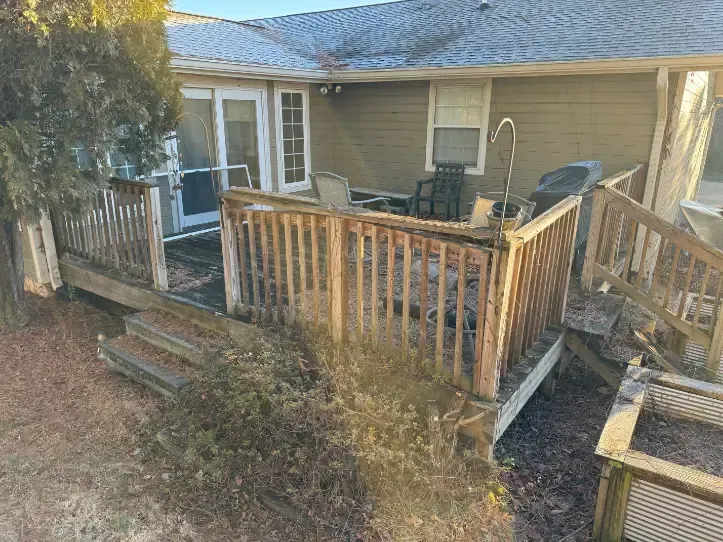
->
[158,181,175,236]
[309,74,657,208]
[654,71,717,223]
[21,225,38,282]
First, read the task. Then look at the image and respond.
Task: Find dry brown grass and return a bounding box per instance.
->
[314,335,513,542]
[0,295,273,541]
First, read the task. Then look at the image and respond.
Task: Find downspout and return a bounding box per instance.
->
[632,67,668,272]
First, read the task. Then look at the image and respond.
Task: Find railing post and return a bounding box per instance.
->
[593,461,633,541]
[707,312,723,380]
[328,216,349,346]
[478,240,518,400]
[39,211,62,289]
[220,201,242,316]
[144,186,168,291]
[581,186,607,291]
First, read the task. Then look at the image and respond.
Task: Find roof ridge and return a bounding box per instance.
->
[168,10,265,29]
[245,0,418,24]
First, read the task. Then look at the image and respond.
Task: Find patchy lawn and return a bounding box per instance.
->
[0,296,511,541]
[0,295,278,541]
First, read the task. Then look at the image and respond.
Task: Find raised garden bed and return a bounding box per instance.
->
[593,366,723,541]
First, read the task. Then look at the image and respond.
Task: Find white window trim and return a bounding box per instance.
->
[274,82,312,193]
[425,80,492,176]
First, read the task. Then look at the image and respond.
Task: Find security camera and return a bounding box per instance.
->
[334,85,342,94]
[320,85,328,95]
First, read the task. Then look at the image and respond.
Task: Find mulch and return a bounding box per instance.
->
[139,308,220,348]
[495,358,615,542]
[109,334,198,378]
[632,411,723,478]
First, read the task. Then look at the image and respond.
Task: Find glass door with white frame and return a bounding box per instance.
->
[215,88,268,192]
[171,87,270,231]
[175,88,220,228]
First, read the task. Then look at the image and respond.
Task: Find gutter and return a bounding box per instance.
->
[171,54,723,84]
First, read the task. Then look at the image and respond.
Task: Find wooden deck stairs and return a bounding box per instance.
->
[564,293,637,388]
[98,310,219,398]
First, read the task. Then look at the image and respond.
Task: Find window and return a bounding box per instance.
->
[109,149,137,180]
[275,84,311,192]
[426,82,492,175]
[71,145,138,179]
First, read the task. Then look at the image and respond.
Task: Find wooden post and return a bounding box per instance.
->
[39,212,62,289]
[220,202,241,316]
[144,186,168,291]
[478,241,518,400]
[707,312,723,380]
[328,216,349,346]
[582,186,607,291]
[596,462,632,542]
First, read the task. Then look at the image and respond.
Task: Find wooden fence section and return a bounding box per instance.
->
[582,173,723,378]
[500,197,581,376]
[591,165,648,271]
[52,179,167,290]
[221,190,495,397]
[220,188,581,401]
[593,366,723,542]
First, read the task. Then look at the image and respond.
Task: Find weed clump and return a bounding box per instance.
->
[145,329,511,541]
[147,332,366,539]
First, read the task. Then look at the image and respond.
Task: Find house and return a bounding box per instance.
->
[144,0,723,237]
[19,0,723,460]
[23,0,723,286]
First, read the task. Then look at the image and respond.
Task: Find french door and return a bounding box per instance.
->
[172,87,269,230]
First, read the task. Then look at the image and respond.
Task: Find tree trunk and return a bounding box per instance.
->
[0,218,26,329]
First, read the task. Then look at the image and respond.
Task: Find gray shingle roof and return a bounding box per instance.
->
[168,0,723,72]
[166,12,320,70]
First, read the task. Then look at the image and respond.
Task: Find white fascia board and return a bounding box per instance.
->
[171,57,329,82]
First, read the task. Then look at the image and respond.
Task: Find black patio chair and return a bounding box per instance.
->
[414,164,465,220]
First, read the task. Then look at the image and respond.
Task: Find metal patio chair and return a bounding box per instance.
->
[309,172,390,212]
[414,164,465,220]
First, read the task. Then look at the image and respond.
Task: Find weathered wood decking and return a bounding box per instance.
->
[165,231,226,311]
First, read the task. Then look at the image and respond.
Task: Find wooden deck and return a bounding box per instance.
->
[165,231,226,311]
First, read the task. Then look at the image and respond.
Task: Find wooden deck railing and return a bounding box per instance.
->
[582,171,723,377]
[52,179,167,290]
[220,187,580,400]
[590,165,648,273]
[500,197,582,375]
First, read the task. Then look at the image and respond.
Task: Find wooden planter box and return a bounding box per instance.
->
[593,366,723,541]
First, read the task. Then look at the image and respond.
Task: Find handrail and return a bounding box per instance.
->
[223,187,499,242]
[582,166,723,378]
[604,188,723,266]
[512,196,582,243]
[109,177,158,189]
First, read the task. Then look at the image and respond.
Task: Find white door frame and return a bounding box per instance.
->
[169,86,272,232]
[214,87,272,193]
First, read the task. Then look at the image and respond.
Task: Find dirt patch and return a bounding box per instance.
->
[632,412,723,477]
[139,308,220,348]
[495,358,614,541]
[110,334,198,378]
[0,295,284,541]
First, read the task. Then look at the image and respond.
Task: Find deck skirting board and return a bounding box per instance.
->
[494,327,566,441]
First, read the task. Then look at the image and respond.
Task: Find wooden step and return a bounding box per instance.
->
[99,336,192,398]
[565,293,627,338]
[124,313,205,366]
